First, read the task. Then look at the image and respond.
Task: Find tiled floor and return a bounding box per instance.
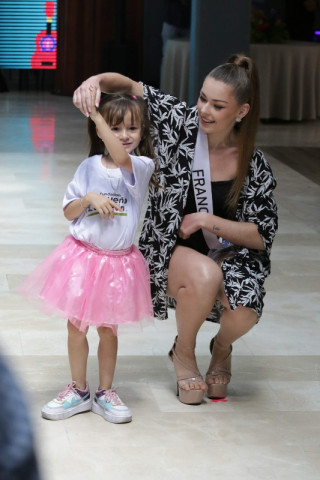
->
[0,91,320,480]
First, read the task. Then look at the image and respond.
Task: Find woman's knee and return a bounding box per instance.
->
[237,306,258,324]
[221,305,258,326]
[168,246,223,298]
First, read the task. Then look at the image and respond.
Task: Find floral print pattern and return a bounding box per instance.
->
[139,84,278,321]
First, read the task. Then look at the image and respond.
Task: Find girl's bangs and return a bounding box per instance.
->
[105,100,140,126]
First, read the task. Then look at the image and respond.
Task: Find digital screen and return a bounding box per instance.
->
[0,0,57,69]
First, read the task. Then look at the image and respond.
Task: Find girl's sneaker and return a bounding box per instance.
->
[41,381,91,420]
[92,387,132,424]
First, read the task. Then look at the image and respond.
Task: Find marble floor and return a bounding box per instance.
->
[0,91,320,480]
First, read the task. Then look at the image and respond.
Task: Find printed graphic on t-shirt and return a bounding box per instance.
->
[86,192,128,217]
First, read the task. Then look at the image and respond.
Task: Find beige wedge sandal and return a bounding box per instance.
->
[168,336,206,405]
[206,337,232,399]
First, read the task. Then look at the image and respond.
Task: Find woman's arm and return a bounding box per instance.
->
[179,212,265,250]
[179,150,278,254]
[179,151,278,252]
[73,73,143,117]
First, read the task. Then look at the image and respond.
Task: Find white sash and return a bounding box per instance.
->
[192,129,231,251]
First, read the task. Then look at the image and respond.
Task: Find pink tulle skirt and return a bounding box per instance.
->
[18,235,154,334]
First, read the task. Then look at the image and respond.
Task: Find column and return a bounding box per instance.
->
[189,0,251,104]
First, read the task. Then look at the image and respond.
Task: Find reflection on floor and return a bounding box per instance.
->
[0,92,320,480]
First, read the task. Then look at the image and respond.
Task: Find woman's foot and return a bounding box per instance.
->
[168,336,207,405]
[206,337,232,399]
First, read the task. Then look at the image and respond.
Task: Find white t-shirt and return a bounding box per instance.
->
[63,154,154,250]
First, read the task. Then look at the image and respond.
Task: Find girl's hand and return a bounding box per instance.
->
[85,193,122,219]
[73,76,101,117]
[178,212,208,239]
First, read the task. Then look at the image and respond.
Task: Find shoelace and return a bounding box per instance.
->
[57,381,77,400]
[105,388,123,406]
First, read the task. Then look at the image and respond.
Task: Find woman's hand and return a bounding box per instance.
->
[88,86,100,122]
[178,212,208,239]
[73,72,143,117]
[73,76,101,117]
[85,193,122,219]
[179,212,265,250]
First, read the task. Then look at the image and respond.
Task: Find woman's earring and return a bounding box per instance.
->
[235,117,242,123]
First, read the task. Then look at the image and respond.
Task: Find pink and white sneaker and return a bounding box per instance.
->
[92,387,132,424]
[41,381,91,420]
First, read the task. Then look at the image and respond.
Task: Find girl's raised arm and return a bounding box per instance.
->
[89,88,133,173]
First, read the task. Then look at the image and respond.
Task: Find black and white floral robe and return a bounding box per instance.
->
[139,84,278,322]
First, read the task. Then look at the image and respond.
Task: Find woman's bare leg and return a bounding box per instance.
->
[167,246,223,391]
[206,305,258,386]
[97,326,118,390]
[67,320,89,390]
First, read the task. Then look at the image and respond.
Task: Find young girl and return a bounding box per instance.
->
[19,91,156,423]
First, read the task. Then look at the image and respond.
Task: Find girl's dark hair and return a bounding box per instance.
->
[207,53,260,213]
[88,93,158,185]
